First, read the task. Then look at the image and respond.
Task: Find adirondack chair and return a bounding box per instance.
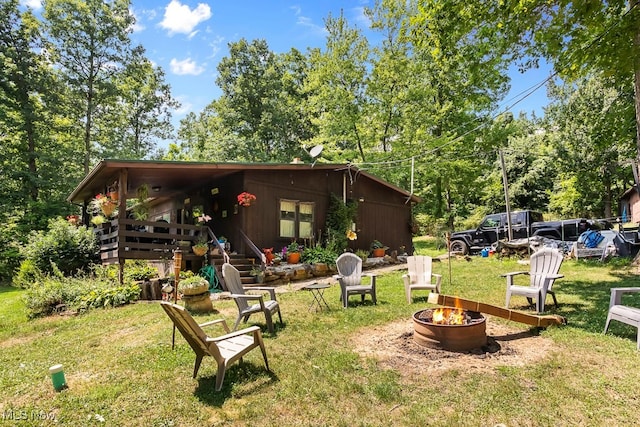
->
[604,287,640,350]
[334,252,377,308]
[221,263,283,334]
[160,302,270,391]
[503,247,564,313]
[402,255,442,303]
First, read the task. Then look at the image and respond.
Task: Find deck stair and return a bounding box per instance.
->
[210,254,260,286]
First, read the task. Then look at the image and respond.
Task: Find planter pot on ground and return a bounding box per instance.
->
[181,283,209,296]
[372,248,386,257]
[287,252,301,264]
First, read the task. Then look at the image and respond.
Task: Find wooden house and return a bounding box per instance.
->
[620,185,640,224]
[67,159,420,284]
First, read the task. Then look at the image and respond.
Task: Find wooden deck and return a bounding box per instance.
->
[96,218,217,264]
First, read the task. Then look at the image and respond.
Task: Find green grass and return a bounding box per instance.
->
[2,238,640,426]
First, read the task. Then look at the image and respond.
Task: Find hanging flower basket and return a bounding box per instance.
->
[237,191,257,207]
[91,193,117,217]
[192,245,208,256]
[101,201,116,217]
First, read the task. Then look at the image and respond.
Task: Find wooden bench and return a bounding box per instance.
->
[604,287,640,350]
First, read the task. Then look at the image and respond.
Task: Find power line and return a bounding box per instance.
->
[352,3,638,170]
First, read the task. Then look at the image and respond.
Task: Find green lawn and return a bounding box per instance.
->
[1,239,640,426]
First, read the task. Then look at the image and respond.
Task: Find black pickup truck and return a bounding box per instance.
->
[449,210,603,254]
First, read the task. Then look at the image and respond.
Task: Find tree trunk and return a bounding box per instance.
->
[633,0,640,168]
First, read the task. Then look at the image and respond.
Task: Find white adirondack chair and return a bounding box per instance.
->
[402,255,442,303]
[503,247,563,313]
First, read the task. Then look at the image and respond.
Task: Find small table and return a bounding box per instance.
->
[303,283,331,312]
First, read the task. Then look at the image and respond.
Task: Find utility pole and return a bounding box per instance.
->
[499,150,513,241]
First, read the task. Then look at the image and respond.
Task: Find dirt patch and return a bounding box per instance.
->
[352,316,558,377]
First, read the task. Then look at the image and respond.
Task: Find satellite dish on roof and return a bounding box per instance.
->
[309,144,323,158]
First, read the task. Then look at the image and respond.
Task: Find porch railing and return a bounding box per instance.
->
[239,229,266,269]
[95,218,222,264]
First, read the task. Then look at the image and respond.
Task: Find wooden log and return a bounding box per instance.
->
[427,293,566,327]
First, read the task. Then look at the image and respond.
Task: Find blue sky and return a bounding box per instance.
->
[21,0,552,134]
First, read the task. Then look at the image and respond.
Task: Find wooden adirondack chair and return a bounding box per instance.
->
[160,302,270,391]
[334,252,377,308]
[402,255,442,303]
[503,247,564,313]
[221,263,283,334]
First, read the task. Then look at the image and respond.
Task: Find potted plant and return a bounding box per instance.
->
[250,266,265,284]
[179,275,209,296]
[356,249,369,263]
[192,236,209,256]
[91,214,106,226]
[90,193,117,217]
[237,191,257,207]
[285,241,302,264]
[370,240,388,257]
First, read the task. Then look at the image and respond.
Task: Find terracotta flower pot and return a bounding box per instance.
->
[372,248,386,257]
[287,252,301,264]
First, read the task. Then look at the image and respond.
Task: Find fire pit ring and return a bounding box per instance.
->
[413,308,487,351]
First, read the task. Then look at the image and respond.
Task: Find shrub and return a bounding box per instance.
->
[0,218,22,284]
[325,193,358,251]
[301,246,339,266]
[123,261,158,282]
[76,283,140,312]
[22,276,87,318]
[13,259,44,289]
[23,275,141,318]
[19,218,99,277]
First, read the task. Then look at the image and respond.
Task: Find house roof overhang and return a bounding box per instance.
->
[620,185,640,201]
[67,159,422,204]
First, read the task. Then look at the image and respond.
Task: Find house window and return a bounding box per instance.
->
[279,200,314,239]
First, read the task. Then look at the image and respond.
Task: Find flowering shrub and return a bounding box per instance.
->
[237,191,256,206]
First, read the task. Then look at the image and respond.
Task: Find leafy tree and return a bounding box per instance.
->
[214,39,311,161]
[463,1,640,166]
[0,0,79,229]
[305,12,371,162]
[101,45,180,159]
[361,0,511,228]
[481,115,557,212]
[44,0,135,173]
[544,74,635,218]
[178,40,313,162]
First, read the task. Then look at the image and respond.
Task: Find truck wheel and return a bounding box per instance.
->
[450,240,468,255]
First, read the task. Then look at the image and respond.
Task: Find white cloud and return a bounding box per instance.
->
[160,0,212,35]
[170,58,205,76]
[290,5,326,36]
[209,35,224,59]
[20,0,42,10]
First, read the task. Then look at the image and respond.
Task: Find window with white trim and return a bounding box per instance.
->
[279,199,314,238]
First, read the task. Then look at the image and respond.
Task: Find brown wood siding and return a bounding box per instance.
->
[242,169,342,253]
[351,174,414,255]
[240,169,414,255]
